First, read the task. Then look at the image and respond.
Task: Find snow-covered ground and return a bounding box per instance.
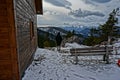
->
[22,42,120,80]
[65,42,89,48]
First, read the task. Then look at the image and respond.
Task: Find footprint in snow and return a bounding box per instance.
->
[88,77,96,80]
[74,73,96,80]
[74,74,85,78]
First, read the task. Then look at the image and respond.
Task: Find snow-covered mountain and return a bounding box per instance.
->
[38,25,92,38]
[38,27,68,36]
[61,26,91,38]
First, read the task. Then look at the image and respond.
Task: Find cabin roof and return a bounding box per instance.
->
[35,0,43,14]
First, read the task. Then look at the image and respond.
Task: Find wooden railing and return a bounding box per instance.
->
[70,46,113,64]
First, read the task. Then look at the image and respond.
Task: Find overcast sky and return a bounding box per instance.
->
[37,0,120,27]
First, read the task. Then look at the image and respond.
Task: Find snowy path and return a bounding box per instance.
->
[22,48,120,80]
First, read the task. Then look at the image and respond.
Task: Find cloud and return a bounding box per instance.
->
[44,0,72,10]
[82,0,112,7]
[83,0,111,4]
[39,0,120,27]
[82,0,97,6]
[91,0,111,3]
[37,13,76,26]
[68,8,105,18]
[44,10,60,15]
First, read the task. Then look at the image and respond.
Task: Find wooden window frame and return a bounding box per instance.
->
[30,20,34,40]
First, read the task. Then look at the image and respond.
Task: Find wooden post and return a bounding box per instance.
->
[75,49,78,65]
[105,45,109,64]
[103,54,106,61]
[104,36,111,64]
[115,47,118,55]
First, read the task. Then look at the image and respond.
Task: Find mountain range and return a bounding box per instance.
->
[37,26,91,39]
[61,26,91,37]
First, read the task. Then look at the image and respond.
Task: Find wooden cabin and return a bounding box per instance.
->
[0,0,43,80]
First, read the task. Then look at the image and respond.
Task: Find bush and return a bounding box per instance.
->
[44,40,50,47]
[37,33,56,48]
[37,34,45,48]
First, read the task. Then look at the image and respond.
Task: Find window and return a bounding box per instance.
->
[30,21,34,40]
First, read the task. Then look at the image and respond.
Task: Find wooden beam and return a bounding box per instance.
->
[6,0,20,80]
[35,0,43,14]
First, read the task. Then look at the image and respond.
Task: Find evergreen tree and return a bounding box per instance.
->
[100,8,119,41]
[49,40,56,47]
[45,32,49,41]
[83,8,119,46]
[37,33,45,48]
[66,31,73,38]
[72,30,75,35]
[90,28,98,36]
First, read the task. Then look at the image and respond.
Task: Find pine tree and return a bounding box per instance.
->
[66,31,73,38]
[83,8,119,46]
[90,28,98,36]
[72,30,75,35]
[100,8,119,41]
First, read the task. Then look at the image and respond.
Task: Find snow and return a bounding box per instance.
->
[65,42,89,48]
[22,42,120,80]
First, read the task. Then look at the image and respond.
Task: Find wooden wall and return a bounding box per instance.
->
[0,0,19,80]
[14,0,37,78]
[0,0,38,80]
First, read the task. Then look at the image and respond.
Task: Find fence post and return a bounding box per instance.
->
[115,47,118,55]
[75,49,78,64]
[103,54,106,61]
[104,36,111,64]
[105,45,109,64]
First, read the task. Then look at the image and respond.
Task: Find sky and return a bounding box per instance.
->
[37,0,120,27]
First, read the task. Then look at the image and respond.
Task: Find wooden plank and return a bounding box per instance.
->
[0,1,12,79]
[19,52,34,77]
[0,23,9,27]
[0,48,11,60]
[0,4,7,8]
[0,39,9,44]
[0,74,12,80]
[70,47,113,55]
[71,49,106,53]
[0,16,8,23]
[0,60,11,65]
[0,68,12,77]
[6,0,20,80]
[0,71,12,80]
[71,49,106,54]
[0,10,7,16]
[0,4,6,8]
[73,47,106,50]
[0,33,9,39]
[71,52,106,56]
[0,44,9,48]
[0,27,9,32]
[0,60,12,80]
[70,47,113,52]
[0,62,12,72]
[0,0,6,4]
